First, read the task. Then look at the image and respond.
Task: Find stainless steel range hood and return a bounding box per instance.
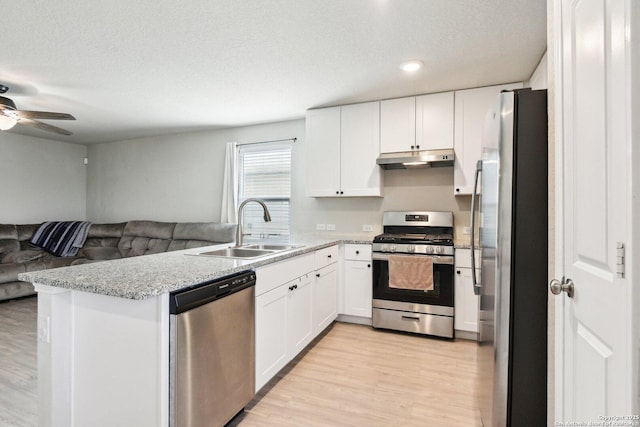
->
[376,149,455,170]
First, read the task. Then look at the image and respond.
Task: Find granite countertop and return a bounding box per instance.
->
[18,237,358,300]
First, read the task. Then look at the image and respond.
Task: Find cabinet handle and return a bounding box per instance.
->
[355,250,360,254]
[316,273,320,278]
[289,285,295,291]
[457,270,461,274]
[456,188,460,192]
[367,264,371,268]
[410,145,415,150]
[294,284,298,290]
[416,145,420,150]
[336,191,339,195]
[327,254,332,258]
[340,191,344,195]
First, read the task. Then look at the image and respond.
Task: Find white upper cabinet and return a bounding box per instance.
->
[305,102,382,198]
[305,107,341,197]
[380,92,454,154]
[416,92,454,150]
[453,83,523,195]
[340,102,382,197]
[380,97,416,153]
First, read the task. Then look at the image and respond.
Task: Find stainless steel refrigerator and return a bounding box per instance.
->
[470,88,548,426]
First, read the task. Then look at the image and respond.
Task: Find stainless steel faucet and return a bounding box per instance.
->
[235,198,272,247]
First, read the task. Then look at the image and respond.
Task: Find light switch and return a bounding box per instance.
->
[316,224,326,230]
[326,224,336,231]
[362,225,373,232]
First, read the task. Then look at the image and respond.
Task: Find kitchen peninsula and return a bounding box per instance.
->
[19,238,357,427]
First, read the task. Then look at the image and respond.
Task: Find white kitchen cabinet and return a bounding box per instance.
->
[342,244,372,318]
[416,92,454,150]
[305,107,341,197]
[255,282,289,391]
[312,263,338,336]
[380,96,416,153]
[453,83,523,195]
[380,92,454,154]
[305,102,382,197]
[454,248,480,339]
[287,274,314,356]
[255,273,314,392]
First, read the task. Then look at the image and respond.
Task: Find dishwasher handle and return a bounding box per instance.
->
[169,270,256,314]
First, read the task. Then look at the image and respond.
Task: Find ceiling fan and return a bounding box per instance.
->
[0,84,75,136]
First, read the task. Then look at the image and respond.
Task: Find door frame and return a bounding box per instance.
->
[551,0,640,422]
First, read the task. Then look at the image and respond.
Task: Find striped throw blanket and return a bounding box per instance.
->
[30,221,93,257]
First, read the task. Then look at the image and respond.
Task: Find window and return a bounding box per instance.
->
[237,142,292,243]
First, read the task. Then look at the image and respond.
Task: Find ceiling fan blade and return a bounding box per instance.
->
[16,110,75,120]
[19,118,73,136]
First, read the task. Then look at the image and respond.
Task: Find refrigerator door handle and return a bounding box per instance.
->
[470,160,482,295]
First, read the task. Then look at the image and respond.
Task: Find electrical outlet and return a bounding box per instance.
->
[362,224,373,232]
[463,226,471,235]
[316,224,326,231]
[326,224,336,231]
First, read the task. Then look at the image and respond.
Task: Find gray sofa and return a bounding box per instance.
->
[0,220,236,301]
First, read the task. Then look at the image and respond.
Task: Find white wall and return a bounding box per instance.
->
[528,51,548,90]
[0,133,87,224]
[86,119,472,237]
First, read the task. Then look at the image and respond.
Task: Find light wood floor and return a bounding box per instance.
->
[0,296,38,427]
[233,324,482,427]
[1,297,481,427]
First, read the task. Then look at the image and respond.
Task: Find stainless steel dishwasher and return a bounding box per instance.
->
[169,271,256,427]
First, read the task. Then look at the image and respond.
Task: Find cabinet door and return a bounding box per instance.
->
[340,102,383,197]
[287,274,314,357]
[312,263,338,336]
[454,268,479,333]
[255,284,289,392]
[343,260,372,318]
[305,107,341,197]
[453,83,523,195]
[380,97,416,153]
[416,92,454,150]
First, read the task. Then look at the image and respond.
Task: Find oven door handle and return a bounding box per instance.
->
[470,159,482,295]
[372,253,454,265]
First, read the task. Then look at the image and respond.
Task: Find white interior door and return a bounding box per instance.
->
[555,0,635,422]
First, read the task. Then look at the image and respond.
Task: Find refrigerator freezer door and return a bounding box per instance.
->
[477,91,515,427]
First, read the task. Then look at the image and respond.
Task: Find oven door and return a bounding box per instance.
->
[372,252,454,308]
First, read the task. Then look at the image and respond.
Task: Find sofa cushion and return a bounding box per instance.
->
[0,239,20,257]
[0,263,26,283]
[83,247,122,261]
[118,221,176,257]
[0,224,18,240]
[16,224,39,241]
[168,222,236,251]
[2,249,45,264]
[88,223,127,238]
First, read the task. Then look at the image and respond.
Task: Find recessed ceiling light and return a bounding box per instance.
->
[400,60,424,73]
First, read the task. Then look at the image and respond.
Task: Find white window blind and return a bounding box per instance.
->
[238,143,292,242]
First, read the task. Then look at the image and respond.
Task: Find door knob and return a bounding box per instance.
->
[549,277,574,298]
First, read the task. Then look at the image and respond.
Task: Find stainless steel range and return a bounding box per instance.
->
[372,211,455,338]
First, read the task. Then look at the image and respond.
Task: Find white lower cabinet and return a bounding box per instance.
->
[312,263,338,336]
[255,283,289,391]
[255,245,339,392]
[342,244,372,318]
[454,249,480,338]
[287,274,314,356]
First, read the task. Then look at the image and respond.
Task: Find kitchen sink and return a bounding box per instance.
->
[197,247,276,259]
[194,244,304,259]
[242,244,302,251]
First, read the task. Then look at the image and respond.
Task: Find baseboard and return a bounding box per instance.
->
[336,314,372,326]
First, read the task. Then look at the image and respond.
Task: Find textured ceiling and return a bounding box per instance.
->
[2,0,546,144]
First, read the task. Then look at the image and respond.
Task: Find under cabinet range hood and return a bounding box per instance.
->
[376,148,455,170]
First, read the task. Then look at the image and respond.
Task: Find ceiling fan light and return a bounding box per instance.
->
[0,114,17,130]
